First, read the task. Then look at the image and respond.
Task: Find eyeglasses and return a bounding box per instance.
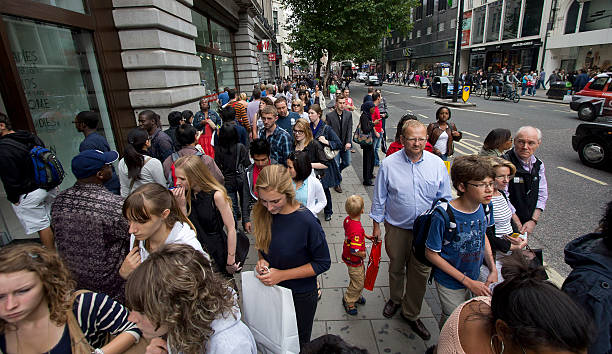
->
[495,174,514,181]
[293,130,305,135]
[466,182,495,189]
[403,137,427,143]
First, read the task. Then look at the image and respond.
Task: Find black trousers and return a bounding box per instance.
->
[362,144,375,183]
[293,288,319,347]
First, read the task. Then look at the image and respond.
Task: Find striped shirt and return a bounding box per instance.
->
[492,193,513,237]
[231,101,251,131]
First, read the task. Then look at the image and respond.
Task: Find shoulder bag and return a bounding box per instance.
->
[352,122,372,147]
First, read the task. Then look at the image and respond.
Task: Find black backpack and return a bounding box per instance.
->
[412,198,491,268]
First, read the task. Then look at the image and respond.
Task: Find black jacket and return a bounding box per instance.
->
[0,131,44,204]
[325,110,353,146]
[562,233,612,354]
[503,149,542,224]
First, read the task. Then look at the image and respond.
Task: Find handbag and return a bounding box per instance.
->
[352,122,373,147]
[241,271,300,354]
[364,240,381,291]
[323,145,339,160]
[226,229,250,269]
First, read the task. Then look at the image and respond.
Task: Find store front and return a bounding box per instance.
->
[469,39,542,73]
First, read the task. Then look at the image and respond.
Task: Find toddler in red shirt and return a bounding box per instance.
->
[342,195,374,315]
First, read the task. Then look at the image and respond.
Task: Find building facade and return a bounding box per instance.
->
[0,0,276,242]
[384,0,459,73]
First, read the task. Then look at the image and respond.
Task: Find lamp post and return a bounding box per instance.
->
[452,0,465,102]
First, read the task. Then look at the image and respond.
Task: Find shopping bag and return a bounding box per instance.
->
[241,271,300,354]
[364,241,381,291]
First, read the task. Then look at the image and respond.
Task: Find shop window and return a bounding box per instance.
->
[486,0,503,42]
[215,56,235,90]
[439,0,447,11]
[521,0,544,37]
[503,0,521,39]
[472,6,486,44]
[211,21,232,53]
[427,26,432,35]
[565,1,580,34]
[579,0,612,32]
[589,77,608,91]
[416,0,424,20]
[197,53,216,95]
[31,0,87,14]
[438,22,445,31]
[426,0,434,16]
[3,15,115,190]
[417,30,422,37]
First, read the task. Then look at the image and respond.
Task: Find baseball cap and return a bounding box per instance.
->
[72,149,119,179]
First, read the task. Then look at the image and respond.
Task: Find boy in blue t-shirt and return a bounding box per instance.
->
[425,155,497,328]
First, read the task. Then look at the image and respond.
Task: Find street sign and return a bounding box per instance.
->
[268,53,276,61]
[462,86,471,103]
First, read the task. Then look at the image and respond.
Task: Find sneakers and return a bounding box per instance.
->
[343,296,366,316]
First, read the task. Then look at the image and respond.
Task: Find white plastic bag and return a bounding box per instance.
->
[241,271,300,354]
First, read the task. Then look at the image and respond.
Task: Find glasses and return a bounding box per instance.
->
[495,174,514,181]
[403,137,427,143]
[293,130,305,135]
[292,104,301,107]
[466,182,495,189]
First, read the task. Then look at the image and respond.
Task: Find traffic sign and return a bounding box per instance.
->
[462,86,470,103]
[268,53,276,61]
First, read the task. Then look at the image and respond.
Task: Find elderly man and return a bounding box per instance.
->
[503,126,548,235]
[370,119,452,341]
[51,149,129,303]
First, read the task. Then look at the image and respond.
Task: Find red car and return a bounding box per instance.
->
[570,72,612,121]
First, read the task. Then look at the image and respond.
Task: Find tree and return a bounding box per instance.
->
[284,0,417,92]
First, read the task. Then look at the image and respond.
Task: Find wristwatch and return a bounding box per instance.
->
[92,349,104,354]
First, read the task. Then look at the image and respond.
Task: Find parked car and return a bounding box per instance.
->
[357,72,368,82]
[427,76,462,97]
[365,75,382,86]
[569,72,612,121]
[572,121,612,169]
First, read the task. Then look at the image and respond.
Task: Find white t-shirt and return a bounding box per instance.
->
[434,131,449,154]
[130,221,209,262]
[491,193,513,237]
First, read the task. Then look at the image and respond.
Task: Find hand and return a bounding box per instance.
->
[465,278,492,296]
[344,143,351,151]
[485,270,498,287]
[195,130,202,141]
[145,337,168,354]
[372,223,381,241]
[255,259,270,275]
[171,186,186,207]
[520,220,536,235]
[452,130,461,137]
[244,222,252,233]
[226,255,242,274]
[13,202,19,206]
[374,131,380,138]
[255,268,285,286]
[318,136,329,145]
[119,246,141,279]
[504,235,528,251]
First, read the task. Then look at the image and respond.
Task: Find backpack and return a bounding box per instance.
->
[412,198,491,268]
[2,139,65,190]
[167,151,203,187]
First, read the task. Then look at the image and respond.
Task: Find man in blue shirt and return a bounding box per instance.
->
[218,87,230,108]
[74,111,120,194]
[258,105,292,165]
[273,96,300,133]
[369,119,451,341]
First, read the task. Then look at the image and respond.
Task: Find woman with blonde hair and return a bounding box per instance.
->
[0,243,141,353]
[292,98,309,120]
[126,243,256,354]
[172,154,241,276]
[119,182,207,279]
[253,164,331,348]
[293,118,328,171]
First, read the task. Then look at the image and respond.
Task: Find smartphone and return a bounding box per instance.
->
[509,233,521,238]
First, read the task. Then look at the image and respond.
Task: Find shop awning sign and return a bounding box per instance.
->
[257,40,271,52]
[268,53,276,61]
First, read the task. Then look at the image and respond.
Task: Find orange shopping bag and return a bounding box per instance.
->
[364,240,381,291]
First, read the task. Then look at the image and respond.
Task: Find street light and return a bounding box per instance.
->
[452,0,465,102]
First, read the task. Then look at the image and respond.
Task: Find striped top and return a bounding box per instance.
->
[491,193,513,237]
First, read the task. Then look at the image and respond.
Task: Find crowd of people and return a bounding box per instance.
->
[0,73,610,354]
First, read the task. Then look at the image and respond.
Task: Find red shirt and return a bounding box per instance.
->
[252,163,264,196]
[345,97,355,111]
[342,216,366,267]
[373,106,383,133]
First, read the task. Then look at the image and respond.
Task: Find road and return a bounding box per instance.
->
[346,82,612,277]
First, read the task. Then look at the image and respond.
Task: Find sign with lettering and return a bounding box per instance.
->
[268,53,276,61]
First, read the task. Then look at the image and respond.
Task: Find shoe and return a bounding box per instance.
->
[383,299,400,318]
[356,296,366,305]
[400,314,432,341]
[334,185,343,193]
[363,181,373,186]
[343,298,358,316]
[324,214,332,221]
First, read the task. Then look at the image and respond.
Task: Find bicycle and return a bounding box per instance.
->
[474,81,487,97]
[484,84,520,103]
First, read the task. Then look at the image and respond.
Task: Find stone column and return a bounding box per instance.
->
[234,11,260,93]
[112,0,204,124]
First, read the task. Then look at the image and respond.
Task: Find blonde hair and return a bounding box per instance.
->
[488,156,517,176]
[240,92,247,101]
[402,119,427,135]
[292,98,304,113]
[173,155,232,215]
[293,118,313,148]
[125,244,235,354]
[345,195,364,217]
[253,165,298,253]
[0,243,75,332]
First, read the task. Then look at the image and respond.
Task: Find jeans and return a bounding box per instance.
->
[226,184,242,224]
[293,289,319,348]
[521,83,527,96]
[373,134,382,166]
[536,80,546,89]
[323,187,333,217]
[334,148,351,172]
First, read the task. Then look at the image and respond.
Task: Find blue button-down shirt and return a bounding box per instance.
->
[259,125,293,165]
[370,150,452,229]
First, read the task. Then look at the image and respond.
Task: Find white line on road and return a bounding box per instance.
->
[557,166,608,185]
[411,96,438,100]
[458,139,483,150]
[455,141,480,154]
[384,91,401,95]
[454,147,471,155]
[462,131,480,138]
[418,114,429,120]
[450,107,510,116]
[552,109,573,114]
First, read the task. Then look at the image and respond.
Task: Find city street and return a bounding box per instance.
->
[348,82,612,277]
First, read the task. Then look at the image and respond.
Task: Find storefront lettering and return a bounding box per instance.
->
[29,98,51,110]
[13,50,39,65]
[34,115,58,129]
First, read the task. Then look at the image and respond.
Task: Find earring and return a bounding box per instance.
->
[490,334,504,354]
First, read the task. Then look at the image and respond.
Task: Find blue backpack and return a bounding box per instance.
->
[412,198,491,268]
[29,146,65,189]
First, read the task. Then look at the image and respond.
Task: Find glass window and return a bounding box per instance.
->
[579,0,612,32]
[565,1,580,34]
[472,6,486,44]
[215,56,235,89]
[427,0,434,16]
[438,22,445,31]
[30,0,87,14]
[409,31,413,39]
[486,0,503,42]
[210,21,232,53]
[451,18,456,28]
[417,30,422,37]
[521,0,544,37]
[193,11,210,49]
[427,26,432,34]
[4,15,115,190]
[439,0,447,11]
[503,0,521,39]
[197,52,216,95]
[589,77,608,91]
[416,0,424,20]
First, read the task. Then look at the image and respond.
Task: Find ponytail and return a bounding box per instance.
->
[124,128,148,180]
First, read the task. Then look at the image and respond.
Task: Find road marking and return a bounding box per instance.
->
[458,138,483,150]
[462,131,480,138]
[454,146,471,155]
[384,91,401,95]
[418,114,429,120]
[557,166,608,185]
[455,141,480,154]
[411,96,438,100]
[552,109,573,114]
[450,107,510,116]
[527,99,566,106]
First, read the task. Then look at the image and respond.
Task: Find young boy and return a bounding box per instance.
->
[342,195,371,315]
[424,155,497,328]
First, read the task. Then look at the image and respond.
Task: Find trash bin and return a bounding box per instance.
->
[547,81,571,100]
[441,83,448,99]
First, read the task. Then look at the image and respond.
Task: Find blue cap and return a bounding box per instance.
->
[71,149,119,179]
